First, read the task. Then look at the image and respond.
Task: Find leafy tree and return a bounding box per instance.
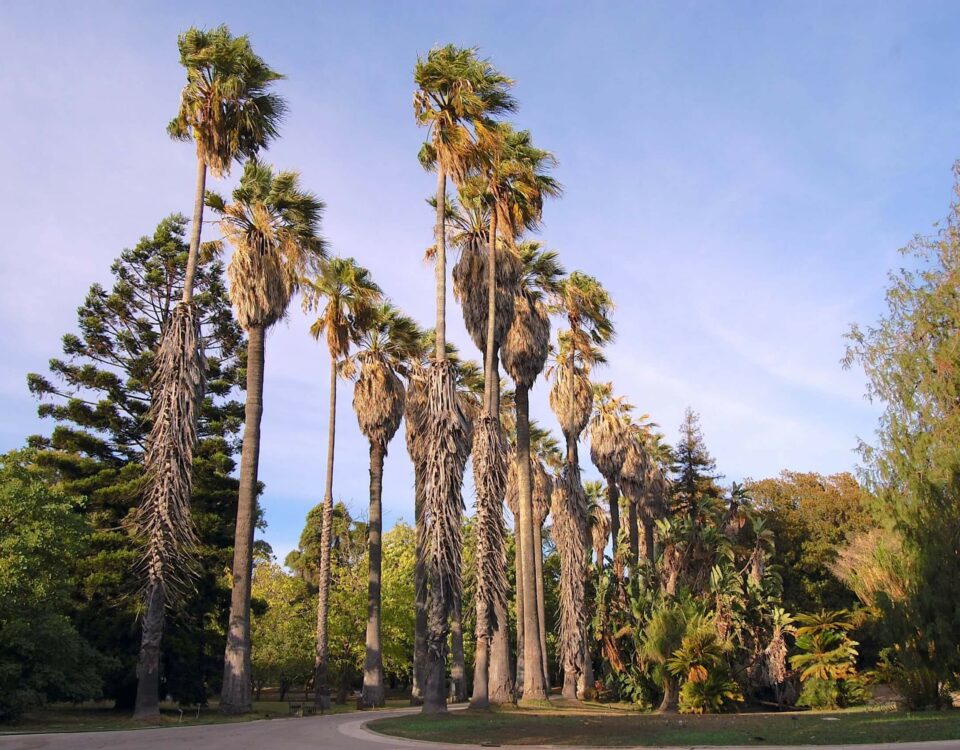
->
[250,562,314,700]
[748,472,873,613]
[26,215,244,710]
[844,164,960,694]
[0,452,105,721]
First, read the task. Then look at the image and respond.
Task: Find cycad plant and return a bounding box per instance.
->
[303,258,381,708]
[414,44,514,713]
[208,159,325,713]
[352,304,423,707]
[133,26,284,721]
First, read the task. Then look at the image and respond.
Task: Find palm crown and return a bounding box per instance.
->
[304,257,382,362]
[168,25,286,177]
[208,159,326,330]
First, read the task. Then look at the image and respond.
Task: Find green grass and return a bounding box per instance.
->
[369,706,960,746]
[1,698,409,735]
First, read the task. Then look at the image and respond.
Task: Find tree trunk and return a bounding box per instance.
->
[643,517,655,563]
[314,357,338,710]
[628,498,639,568]
[470,597,490,708]
[361,441,386,708]
[514,522,524,697]
[534,522,549,688]
[181,157,207,304]
[606,477,620,561]
[220,324,266,714]
[434,165,447,361]
[132,583,164,720]
[451,595,467,702]
[411,480,427,706]
[489,597,514,704]
[658,676,679,713]
[516,385,548,701]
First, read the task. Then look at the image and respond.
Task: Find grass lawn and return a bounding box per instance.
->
[369,706,960,746]
[1,697,409,735]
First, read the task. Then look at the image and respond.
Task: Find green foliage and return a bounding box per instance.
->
[748,472,873,613]
[789,610,864,708]
[25,215,245,707]
[876,646,951,710]
[0,452,107,721]
[844,165,960,688]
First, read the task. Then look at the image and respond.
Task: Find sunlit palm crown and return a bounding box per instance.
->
[502,242,565,389]
[554,271,615,347]
[352,304,423,450]
[589,382,634,478]
[303,257,381,361]
[413,44,516,183]
[209,158,326,331]
[548,334,602,439]
[168,25,286,177]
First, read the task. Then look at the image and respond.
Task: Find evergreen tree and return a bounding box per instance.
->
[26,215,245,708]
[671,407,723,519]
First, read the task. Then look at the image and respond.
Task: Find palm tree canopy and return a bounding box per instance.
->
[414,45,516,182]
[352,303,423,450]
[554,271,615,349]
[303,257,382,362]
[207,158,326,331]
[168,25,286,177]
[589,382,634,478]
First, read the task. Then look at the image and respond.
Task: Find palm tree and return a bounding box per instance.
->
[134,25,284,720]
[589,383,633,562]
[352,304,423,708]
[619,429,649,567]
[208,159,325,714]
[414,44,515,714]
[303,258,381,709]
[548,272,614,700]
[530,425,561,683]
[502,242,564,701]
[586,481,611,569]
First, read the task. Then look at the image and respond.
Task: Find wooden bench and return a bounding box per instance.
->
[287,702,317,717]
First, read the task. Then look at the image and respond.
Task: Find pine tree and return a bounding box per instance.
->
[26,215,245,707]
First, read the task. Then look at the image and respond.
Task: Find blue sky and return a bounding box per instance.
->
[2,2,958,562]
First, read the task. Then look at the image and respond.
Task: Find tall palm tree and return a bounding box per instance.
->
[414,44,515,714]
[589,383,633,562]
[208,159,325,714]
[502,242,564,701]
[586,481,611,569]
[530,424,561,683]
[134,26,284,720]
[548,272,614,700]
[619,431,649,567]
[303,258,381,709]
[352,304,423,708]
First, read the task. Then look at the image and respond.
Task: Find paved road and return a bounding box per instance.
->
[1,708,959,750]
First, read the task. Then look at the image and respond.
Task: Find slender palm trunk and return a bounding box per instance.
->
[411,480,427,705]
[220,324,266,714]
[534,521,549,686]
[182,157,207,304]
[423,163,454,715]
[132,584,164,720]
[471,597,491,707]
[516,385,548,700]
[643,517,655,563]
[451,595,467,701]
[314,357,338,710]
[361,441,386,708]
[606,477,620,561]
[658,677,679,713]
[134,156,208,721]
[514,522,524,696]
[628,499,640,568]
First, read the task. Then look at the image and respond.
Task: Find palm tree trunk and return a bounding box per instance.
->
[181,157,207,304]
[489,597,514,704]
[628,499,640,568]
[514,522,524,697]
[534,521,549,687]
[643,517,655,563]
[361,440,386,708]
[658,676,679,713]
[516,385,548,700]
[434,165,447,360]
[314,356,338,710]
[220,323,266,714]
[450,595,467,702]
[471,597,491,707]
[132,583,164,720]
[606,477,620,561]
[411,479,427,705]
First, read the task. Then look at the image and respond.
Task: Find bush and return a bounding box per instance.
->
[797,676,869,709]
[679,671,743,714]
[878,648,951,710]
